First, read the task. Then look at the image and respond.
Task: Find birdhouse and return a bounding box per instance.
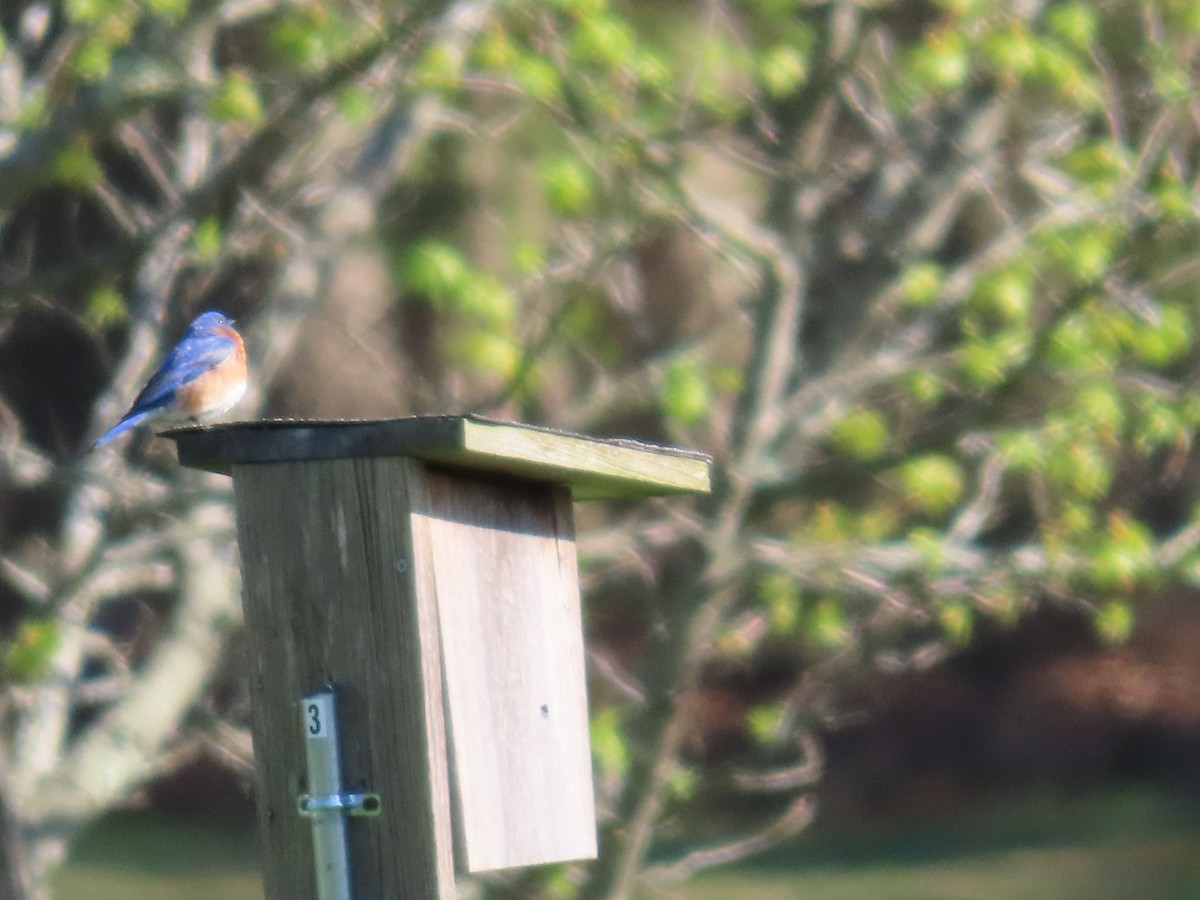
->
[169,416,711,900]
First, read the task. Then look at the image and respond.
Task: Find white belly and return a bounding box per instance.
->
[195,378,247,420]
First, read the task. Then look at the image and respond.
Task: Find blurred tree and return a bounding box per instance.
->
[2,1,1200,899]
[0,1,491,897]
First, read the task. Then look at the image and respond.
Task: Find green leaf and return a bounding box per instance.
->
[1094,599,1133,645]
[901,262,944,309]
[998,430,1041,471]
[899,455,964,515]
[1151,53,1191,103]
[984,24,1038,77]
[414,42,464,89]
[970,266,1033,324]
[402,242,469,301]
[192,218,222,262]
[1046,440,1111,499]
[1047,308,1117,375]
[209,71,263,124]
[1047,3,1097,49]
[551,0,608,15]
[938,601,973,645]
[758,571,800,634]
[570,13,637,68]
[1075,384,1124,442]
[807,598,850,649]
[958,333,1027,388]
[1062,140,1130,188]
[66,0,120,23]
[511,240,545,275]
[590,707,629,781]
[1129,305,1191,366]
[514,54,561,101]
[905,370,945,408]
[758,45,807,98]
[1154,179,1193,221]
[337,85,373,121]
[5,620,59,679]
[662,356,709,426]
[1032,42,1103,110]
[16,87,49,129]
[831,408,889,459]
[540,867,579,900]
[86,285,128,328]
[455,274,516,325]
[746,704,785,745]
[541,157,595,215]
[1133,398,1182,454]
[452,331,520,378]
[1069,230,1114,282]
[475,26,517,70]
[74,38,115,81]
[271,10,329,69]
[667,765,699,800]
[1089,513,1155,591]
[980,583,1021,626]
[807,502,852,543]
[53,143,102,188]
[908,28,969,91]
[146,0,189,18]
[633,48,672,91]
[1057,501,1094,539]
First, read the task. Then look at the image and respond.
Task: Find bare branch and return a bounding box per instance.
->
[19,503,241,824]
[729,732,823,793]
[947,451,1008,544]
[0,557,48,606]
[642,795,816,885]
[587,648,647,706]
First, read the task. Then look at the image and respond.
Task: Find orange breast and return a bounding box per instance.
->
[175,329,247,419]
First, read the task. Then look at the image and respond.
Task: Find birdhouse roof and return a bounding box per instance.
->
[166,415,712,501]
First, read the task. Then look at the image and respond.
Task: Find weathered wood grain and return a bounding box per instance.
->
[409,467,598,872]
[232,457,456,900]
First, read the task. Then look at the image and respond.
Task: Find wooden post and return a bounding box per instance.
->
[169,416,711,899]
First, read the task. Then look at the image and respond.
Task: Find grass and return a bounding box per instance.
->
[52,811,263,900]
[661,834,1200,900]
[51,786,1200,899]
[644,787,1200,900]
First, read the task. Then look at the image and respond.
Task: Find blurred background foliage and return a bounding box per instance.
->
[2,0,1200,897]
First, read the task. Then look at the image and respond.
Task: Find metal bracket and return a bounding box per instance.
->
[300,688,381,900]
[298,792,382,817]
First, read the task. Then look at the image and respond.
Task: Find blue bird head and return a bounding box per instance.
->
[189,311,234,333]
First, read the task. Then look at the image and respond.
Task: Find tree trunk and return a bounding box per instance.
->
[0,799,38,900]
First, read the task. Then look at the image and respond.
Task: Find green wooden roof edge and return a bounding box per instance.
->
[165,416,712,501]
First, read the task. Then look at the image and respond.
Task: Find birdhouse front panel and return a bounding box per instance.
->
[410,467,598,872]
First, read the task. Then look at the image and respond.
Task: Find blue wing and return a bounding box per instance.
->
[126,332,237,415]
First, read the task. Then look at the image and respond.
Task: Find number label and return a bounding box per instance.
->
[303,695,332,739]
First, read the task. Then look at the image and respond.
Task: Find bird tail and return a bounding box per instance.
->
[93,409,156,448]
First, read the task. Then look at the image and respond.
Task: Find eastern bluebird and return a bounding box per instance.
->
[94,311,248,447]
